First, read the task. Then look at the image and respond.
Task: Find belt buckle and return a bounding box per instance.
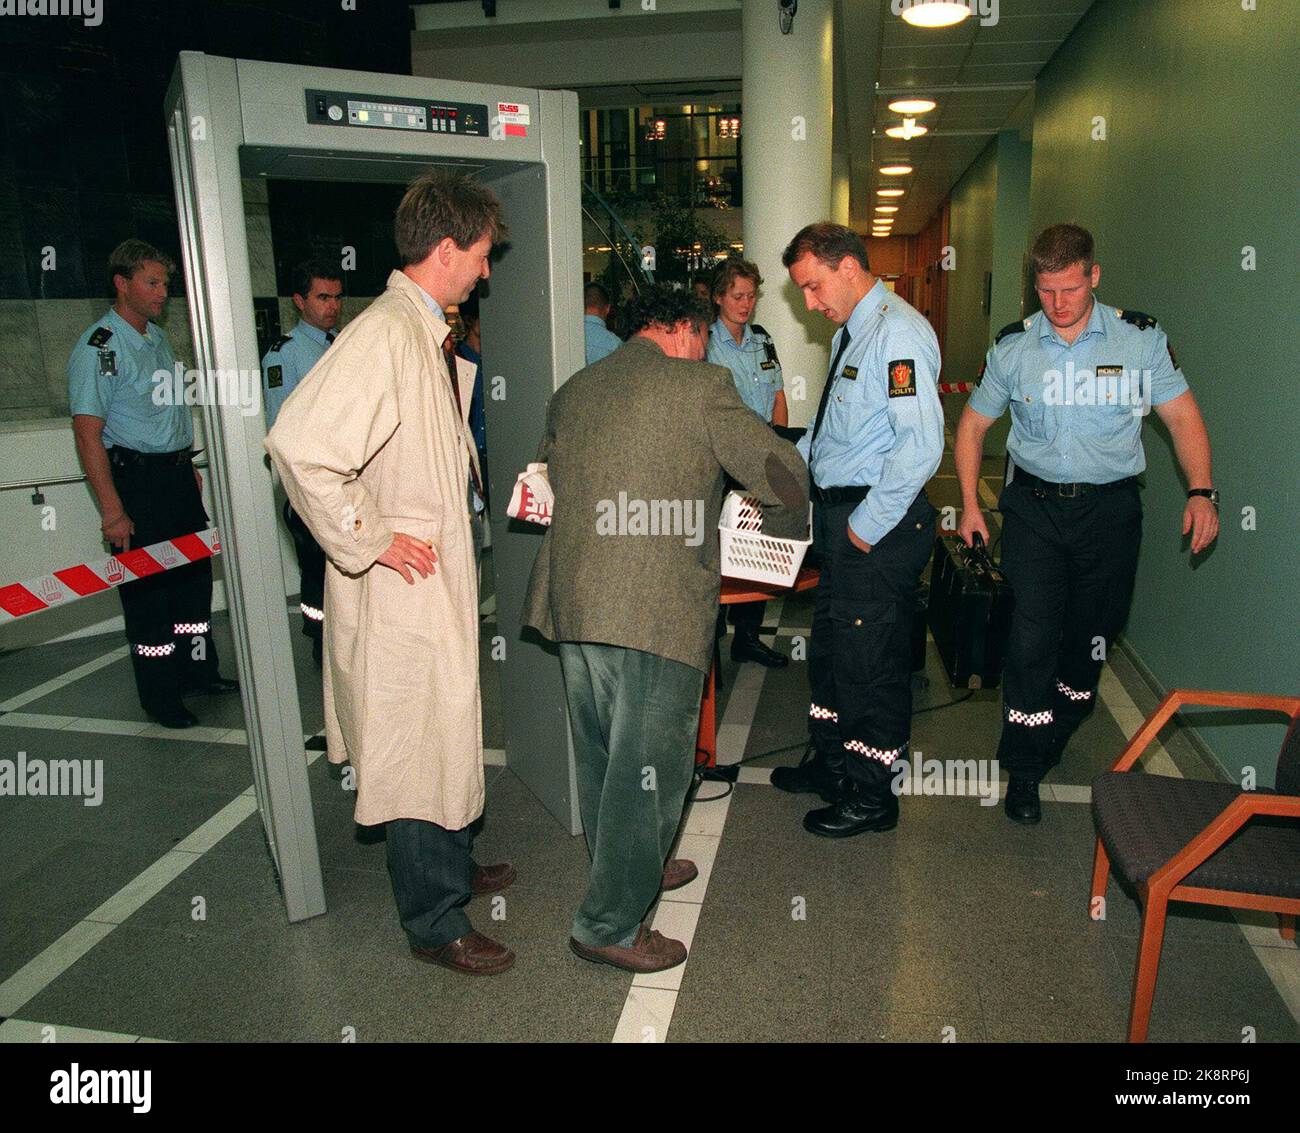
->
[1058,482,1080,499]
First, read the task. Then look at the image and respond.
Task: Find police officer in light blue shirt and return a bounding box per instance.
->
[956,224,1219,825]
[707,256,791,668]
[771,223,943,839]
[261,260,342,427]
[707,259,788,426]
[68,239,236,728]
[261,259,343,662]
[583,281,622,365]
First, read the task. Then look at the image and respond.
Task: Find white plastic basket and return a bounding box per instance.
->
[719,491,813,587]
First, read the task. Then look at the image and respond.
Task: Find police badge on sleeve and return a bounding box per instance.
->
[887,358,916,398]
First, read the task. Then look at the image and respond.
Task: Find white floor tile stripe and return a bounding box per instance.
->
[0,920,118,1019]
[0,646,128,713]
[0,790,262,1021]
[0,1018,142,1043]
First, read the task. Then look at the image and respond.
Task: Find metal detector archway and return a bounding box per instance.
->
[165,52,583,922]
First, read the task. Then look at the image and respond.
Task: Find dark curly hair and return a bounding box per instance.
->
[623,284,712,336]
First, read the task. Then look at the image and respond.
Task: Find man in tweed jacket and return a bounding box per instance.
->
[523,285,808,973]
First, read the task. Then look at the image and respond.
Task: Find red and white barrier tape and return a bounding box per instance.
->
[937,381,977,394]
[0,529,221,625]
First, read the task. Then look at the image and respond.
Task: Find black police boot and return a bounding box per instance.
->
[132,651,197,729]
[730,629,788,668]
[803,772,899,838]
[183,670,239,695]
[178,631,239,695]
[1004,776,1042,825]
[770,742,848,802]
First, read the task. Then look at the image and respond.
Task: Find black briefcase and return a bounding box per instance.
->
[927,533,1014,689]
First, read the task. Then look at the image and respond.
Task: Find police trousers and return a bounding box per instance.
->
[995,478,1142,778]
[283,500,325,640]
[109,449,219,710]
[808,492,936,787]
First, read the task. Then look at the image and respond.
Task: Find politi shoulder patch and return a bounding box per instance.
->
[994,320,1026,345]
[266,365,283,389]
[1118,309,1157,331]
[887,358,916,398]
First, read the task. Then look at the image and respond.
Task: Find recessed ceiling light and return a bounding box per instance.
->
[875,205,900,214]
[899,2,972,28]
[888,98,937,115]
[877,189,906,197]
[879,164,913,176]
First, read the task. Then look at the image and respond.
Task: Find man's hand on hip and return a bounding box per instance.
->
[376,532,439,584]
[846,524,872,554]
[1183,496,1219,555]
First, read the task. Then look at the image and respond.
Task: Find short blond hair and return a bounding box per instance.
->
[108,239,174,293]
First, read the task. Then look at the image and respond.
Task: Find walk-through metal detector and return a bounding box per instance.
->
[165,52,584,923]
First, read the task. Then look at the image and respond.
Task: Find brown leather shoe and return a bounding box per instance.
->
[471,862,517,896]
[411,930,515,976]
[660,858,698,892]
[569,926,687,973]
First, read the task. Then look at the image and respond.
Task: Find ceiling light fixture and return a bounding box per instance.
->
[878,164,913,176]
[888,98,937,115]
[885,118,928,140]
[876,189,906,197]
[899,2,972,29]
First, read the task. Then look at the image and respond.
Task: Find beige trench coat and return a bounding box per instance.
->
[265,269,484,829]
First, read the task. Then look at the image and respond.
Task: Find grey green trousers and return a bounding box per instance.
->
[558,642,706,948]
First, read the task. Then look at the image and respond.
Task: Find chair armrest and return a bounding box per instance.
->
[1147,792,1300,894]
[1109,689,1300,773]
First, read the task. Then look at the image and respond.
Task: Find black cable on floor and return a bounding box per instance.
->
[912,688,975,715]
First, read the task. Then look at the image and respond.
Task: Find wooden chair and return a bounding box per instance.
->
[1089,689,1300,1042]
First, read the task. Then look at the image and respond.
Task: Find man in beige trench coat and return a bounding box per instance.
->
[266,171,515,977]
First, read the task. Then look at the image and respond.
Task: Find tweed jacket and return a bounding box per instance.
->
[522,336,809,673]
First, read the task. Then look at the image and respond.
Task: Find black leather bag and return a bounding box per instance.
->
[927,533,1014,689]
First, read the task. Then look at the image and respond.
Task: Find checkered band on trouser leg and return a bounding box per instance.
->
[1048,677,1097,764]
[169,556,219,681]
[129,640,183,713]
[996,700,1057,779]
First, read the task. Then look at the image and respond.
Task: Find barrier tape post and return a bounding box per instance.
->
[0,529,221,625]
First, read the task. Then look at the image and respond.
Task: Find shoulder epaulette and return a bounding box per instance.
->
[1117,309,1156,330]
[87,326,113,348]
[750,323,770,338]
[994,320,1026,345]
[268,334,293,352]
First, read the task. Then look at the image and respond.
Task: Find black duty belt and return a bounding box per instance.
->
[812,484,870,506]
[108,446,194,469]
[1013,471,1138,499]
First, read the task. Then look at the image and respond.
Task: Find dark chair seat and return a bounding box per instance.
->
[1092,771,1300,899]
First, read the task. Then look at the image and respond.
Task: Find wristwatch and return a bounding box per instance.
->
[1187,488,1219,507]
